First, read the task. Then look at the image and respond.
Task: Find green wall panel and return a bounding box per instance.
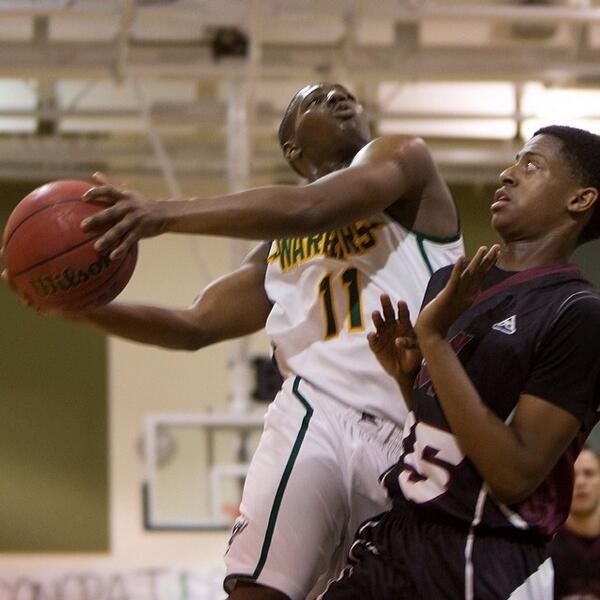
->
[1,182,108,552]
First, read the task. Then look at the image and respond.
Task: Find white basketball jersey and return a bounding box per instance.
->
[264,213,464,425]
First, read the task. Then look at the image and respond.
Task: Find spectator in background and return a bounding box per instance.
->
[551,444,600,600]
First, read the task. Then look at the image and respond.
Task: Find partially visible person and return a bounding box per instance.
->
[550,445,600,600]
[320,125,600,599]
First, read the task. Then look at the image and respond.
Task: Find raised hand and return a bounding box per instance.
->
[367,294,421,396]
[415,245,501,342]
[80,172,168,260]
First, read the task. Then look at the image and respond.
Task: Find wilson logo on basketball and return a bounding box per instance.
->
[29,253,112,297]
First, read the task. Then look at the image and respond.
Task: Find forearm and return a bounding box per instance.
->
[418,333,534,503]
[164,187,312,239]
[398,378,415,411]
[163,160,405,239]
[76,303,215,350]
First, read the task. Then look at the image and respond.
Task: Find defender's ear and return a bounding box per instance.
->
[568,187,598,214]
[282,141,301,162]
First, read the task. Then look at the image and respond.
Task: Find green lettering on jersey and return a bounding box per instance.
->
[292,237,305,263]
[267,220,384,271]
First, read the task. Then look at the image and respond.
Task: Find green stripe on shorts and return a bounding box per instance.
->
[252,376,314,579]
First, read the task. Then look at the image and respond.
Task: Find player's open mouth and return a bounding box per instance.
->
[333,106,356,119]
[491,189,510,212]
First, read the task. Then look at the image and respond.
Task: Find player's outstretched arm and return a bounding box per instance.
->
[81,135,457,261]
[412,246,585,505]
[54,243,271,350]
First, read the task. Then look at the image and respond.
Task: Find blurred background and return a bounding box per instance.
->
[1,1,599,598]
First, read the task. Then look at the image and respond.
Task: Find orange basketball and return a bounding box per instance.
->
[2,179,138,311]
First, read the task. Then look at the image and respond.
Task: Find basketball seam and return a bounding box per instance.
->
[3,196,92,249]
[11,233,105,277]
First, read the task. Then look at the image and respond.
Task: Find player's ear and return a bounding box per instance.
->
[568,187,598,214]
[282,141,301,162]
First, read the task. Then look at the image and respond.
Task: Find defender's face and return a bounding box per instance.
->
[570,449,600,517]
[491,135,580,241]
[291,83,371,155]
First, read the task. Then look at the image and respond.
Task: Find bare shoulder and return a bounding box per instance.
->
[358,136,459,237]
[242,241,271,267]
[239,242,271,278]
[352,135,432,169]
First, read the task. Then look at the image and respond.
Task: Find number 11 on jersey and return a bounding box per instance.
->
[318,267,364,338]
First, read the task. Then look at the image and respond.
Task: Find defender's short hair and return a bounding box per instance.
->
[534,125,600,243]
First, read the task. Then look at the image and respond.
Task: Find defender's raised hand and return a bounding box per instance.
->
[368,294,421,400]
[81,172,168,260]
[415,245,501,342]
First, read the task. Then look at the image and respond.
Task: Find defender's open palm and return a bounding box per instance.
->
[81,172,167,260]
[415,245,500,341]
[368,294,421,389]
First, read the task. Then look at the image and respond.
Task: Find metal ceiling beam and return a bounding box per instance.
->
[0,133,520,179]
[4,1,594,25]
[1,40,600,83]
[0,0,597,187]
[0,0,119,16]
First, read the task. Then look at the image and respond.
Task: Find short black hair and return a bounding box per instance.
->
[534,125,600,243]
[277,82,332,148]
[278,93,301,148]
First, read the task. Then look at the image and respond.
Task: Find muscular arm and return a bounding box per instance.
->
[416,332,580,505]
[85,136,458,257]
[167,136,457,237]
[73,243,272,350]
[412,251,594,506]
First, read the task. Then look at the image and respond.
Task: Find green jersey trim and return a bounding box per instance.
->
[414,230,462,277]
[252,376,314,579]
[407,227,462,244]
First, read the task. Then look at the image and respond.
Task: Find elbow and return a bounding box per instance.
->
[178,338,203,352]
[485,469,541,506]
[168,316,213,351]
[488,482,531,506]
[178,329,214,351]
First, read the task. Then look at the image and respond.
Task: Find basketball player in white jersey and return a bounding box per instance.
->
[14,83,463,599]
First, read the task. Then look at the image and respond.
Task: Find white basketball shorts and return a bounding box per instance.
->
[223,375,405,600]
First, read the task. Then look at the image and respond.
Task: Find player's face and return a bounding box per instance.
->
[570,449,600,517]
[291,83,371,160]
[491,135,581,242]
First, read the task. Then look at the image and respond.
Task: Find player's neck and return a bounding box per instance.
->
[496,237,575,272]
[565,510,600,537]
[306,157,355,182]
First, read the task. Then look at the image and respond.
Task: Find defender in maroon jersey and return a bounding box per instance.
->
[321,127,600,599]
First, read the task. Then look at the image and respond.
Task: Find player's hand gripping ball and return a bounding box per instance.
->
[1,179,138,311]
